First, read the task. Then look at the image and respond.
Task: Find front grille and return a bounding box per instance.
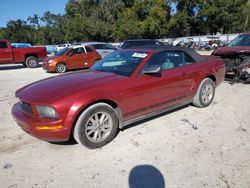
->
[21,101,33,115]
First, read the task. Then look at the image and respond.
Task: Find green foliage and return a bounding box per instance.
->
[1,0,250,44]
[200,0,247,34]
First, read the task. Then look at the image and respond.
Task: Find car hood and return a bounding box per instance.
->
[16,70,125,104]
[43,55,62,62]
[213,46,250,55]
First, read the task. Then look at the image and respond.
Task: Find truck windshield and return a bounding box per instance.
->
[91,50,149,77]
[56,47,69,55]
[228,35,250,47]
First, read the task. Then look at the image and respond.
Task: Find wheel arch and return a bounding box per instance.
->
[25,53,38,60]
[56,62,68,70]
[206,74,216,85]
[70,99,123,138]
[56,61,67,66]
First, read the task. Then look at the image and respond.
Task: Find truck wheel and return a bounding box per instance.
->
[56,63,67,73]
[25,56,39,68]
[193,78,215,108]
[73,103,119,149]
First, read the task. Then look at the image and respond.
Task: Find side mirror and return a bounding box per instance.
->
[142,65,161,74]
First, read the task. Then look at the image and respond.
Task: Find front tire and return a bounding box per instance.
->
[73,103,119,149]
[25,56,39,68]
[193,78,215,108]
[56,63,67,73]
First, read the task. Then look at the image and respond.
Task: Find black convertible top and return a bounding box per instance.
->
[129,45,205,62]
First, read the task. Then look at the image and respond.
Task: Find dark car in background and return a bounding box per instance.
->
[120,39,163,49]
[212,33,250,83]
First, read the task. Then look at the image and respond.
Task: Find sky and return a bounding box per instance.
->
[0,0,68,27]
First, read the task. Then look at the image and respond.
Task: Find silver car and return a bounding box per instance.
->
[81,42,117,58]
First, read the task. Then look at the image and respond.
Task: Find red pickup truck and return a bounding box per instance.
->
[0,39,47,68]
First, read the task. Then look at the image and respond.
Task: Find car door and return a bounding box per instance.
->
[84,46,98,67]
[182,52,209,97]
[137,51,194,115]
[68,47,86,69]
[0,41,13,64]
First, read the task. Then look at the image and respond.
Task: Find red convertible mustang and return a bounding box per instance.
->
[12,45,225,149]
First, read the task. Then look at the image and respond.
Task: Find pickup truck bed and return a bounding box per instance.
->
[0,39,47,68]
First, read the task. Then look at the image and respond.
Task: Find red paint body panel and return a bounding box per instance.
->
[212,33,250,56]
[0,39,47,64]
[213,46,250,55]
[12,103,68,141]
[12,48,225,142]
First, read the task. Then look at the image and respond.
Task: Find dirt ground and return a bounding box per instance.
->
[0,52,250,188]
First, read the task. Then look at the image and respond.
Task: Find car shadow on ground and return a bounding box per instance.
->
[129,165,165,188]
[48,105,189,146]
[0,64,42,71]
[48,135,77,145]
[121,105,189,131]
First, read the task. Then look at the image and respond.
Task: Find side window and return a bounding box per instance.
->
[0,41,8,49]
[121,41,132,48]
[92,44,102,49]
[85,46,93,53]
[184,53,195,65]
[135,41,147,46]
[242,35,250,46]
[143,51,183,71]
[107,44,116,50]
[73,47,84,54]
[103,44,115,50]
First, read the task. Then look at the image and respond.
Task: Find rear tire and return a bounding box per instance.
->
[56,63,67,73]
[25,56,39,68]
[193,78,215,108]
[73,103,119,149]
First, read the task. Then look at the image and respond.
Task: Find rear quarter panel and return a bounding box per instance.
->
[187,56,225,97]
[12,47,47,63]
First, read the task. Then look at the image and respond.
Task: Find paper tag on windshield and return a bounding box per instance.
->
[132,53,148,58]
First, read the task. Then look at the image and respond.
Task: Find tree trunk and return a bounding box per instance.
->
[245,0,250,31]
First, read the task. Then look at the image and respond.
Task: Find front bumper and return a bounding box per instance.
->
[42,62,55,72]
[11,102,70,142]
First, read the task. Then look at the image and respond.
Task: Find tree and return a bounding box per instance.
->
[27,14,40,28]
[1,0,250,45]
[2,19,36,43]
[200,0,247,34]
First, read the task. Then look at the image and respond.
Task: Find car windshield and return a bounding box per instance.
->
[55,47,69,55]
[228,35,250,47]
[91,50,149,77]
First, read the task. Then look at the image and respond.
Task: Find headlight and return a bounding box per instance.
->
[36,105,59,119]
[48,60,53,64]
